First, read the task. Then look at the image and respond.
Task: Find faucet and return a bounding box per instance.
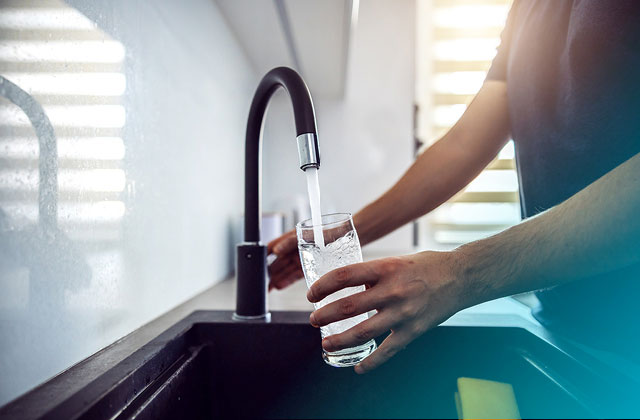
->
[234,67,320,321]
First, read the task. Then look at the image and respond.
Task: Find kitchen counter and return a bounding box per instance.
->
[0,275,535,416]
[2,275,638,419]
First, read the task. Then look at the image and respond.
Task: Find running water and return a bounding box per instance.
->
[305,167,325,248]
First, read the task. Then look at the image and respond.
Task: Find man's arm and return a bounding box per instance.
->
[355,80,510,245]
[308,152,640,373]
[268,81,510,289]
[458,151,640,303]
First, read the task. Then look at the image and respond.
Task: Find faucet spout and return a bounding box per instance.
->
[234,67,320,321]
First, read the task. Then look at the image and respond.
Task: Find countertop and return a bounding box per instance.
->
[15,276,537,411]
[5,273,639,418]
[107,275,640,390]
[209,276,539,322]
[108,275,541,373]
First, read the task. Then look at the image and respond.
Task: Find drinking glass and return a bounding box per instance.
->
[296,213,377,367]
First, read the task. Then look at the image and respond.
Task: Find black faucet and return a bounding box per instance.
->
[234,67,321,321]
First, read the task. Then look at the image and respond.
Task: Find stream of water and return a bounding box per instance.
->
[305,167,325,248]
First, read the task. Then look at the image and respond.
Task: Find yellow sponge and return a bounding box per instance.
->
[455,377,521,420]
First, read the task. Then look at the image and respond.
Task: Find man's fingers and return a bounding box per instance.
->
[270,260,299,285]
[268,253,297,275]
[267,234,286,254]
[310,289,383,328]
[270,265,302,290]
[307,262,379,303]
[269,233,297,255]
[268,247,302,289]
[321,311,392,352]
[270,277,295,291]
[354,330,409,374]
[267,230,295,253]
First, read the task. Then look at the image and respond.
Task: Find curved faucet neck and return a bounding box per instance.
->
[235,67,319,320]
[244,67,319,243]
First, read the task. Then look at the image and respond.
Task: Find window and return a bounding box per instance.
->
[415,0,519,247]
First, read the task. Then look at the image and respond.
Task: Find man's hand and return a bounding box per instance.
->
[267,81,509,292]
[267,230,303,290]
[307,251,466,374]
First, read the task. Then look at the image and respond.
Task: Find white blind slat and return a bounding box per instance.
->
[417,0,517,246]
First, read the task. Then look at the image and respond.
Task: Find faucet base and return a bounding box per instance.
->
[232,312,272,322]
[235,243,269,320]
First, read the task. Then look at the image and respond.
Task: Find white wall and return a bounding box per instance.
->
[0,0,416,405]
[0,0,254,405]
[262,0,416,255]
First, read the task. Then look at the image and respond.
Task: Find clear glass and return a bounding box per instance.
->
[296,213,377,367]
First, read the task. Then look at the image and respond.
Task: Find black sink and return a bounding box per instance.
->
[1,311,637,419]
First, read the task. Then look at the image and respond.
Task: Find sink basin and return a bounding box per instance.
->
[1,311,637,419]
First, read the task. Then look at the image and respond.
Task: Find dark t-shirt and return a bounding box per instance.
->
[486,0,640,355]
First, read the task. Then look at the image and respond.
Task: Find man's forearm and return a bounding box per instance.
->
[354,136,474,245]
[355,81,511,246]
[456,152,640,307]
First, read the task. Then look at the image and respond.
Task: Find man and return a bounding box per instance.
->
[268,0,640,374]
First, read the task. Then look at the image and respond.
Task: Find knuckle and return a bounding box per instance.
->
[339,297,358,317]
[354,324,372,342]
[328,335,343,349]
[380,344,399,359]
[407,279,428,295]
[400,303,419,319]
[378,257,404,275]
[387,284,408,301]
[410,322,428,336]
[334,267,351,285]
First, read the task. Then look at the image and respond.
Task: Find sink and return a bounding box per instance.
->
[1,311,637,419]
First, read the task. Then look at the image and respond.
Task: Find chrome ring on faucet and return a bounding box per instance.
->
[297,133,320,170]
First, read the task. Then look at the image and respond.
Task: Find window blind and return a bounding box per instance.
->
[415,0,520,246]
